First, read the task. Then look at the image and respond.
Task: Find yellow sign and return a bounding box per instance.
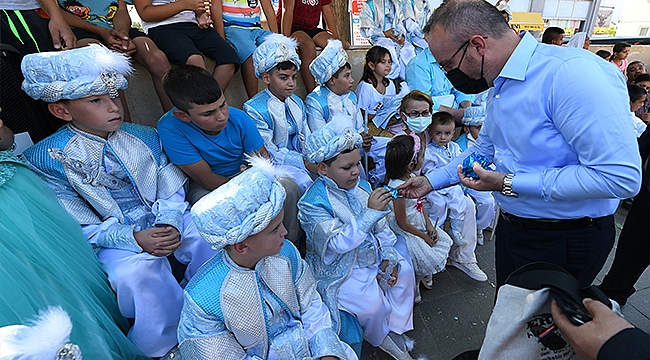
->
[510,12,544,31]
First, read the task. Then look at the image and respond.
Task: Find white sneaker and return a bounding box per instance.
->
[450,260,488,281]
[477,231,484,245]
[379,332,415,360]
[422,275,434,290]
[414,285,422,304]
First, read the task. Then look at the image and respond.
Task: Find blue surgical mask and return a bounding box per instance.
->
[405,115,432,133]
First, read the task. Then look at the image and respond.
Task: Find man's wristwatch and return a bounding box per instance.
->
[501,173,518,197]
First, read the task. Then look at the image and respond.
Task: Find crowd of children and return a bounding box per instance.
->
[3,0,650,358]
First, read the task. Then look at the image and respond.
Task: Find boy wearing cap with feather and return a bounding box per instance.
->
[244,34,315,194]
[298,119,417,360]
[178,157,357,360]
[20,45,217,358]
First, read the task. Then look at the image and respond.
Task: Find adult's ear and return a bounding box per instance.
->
[48,102,73,122]
[469,35,488,56]
[172,109,192,123]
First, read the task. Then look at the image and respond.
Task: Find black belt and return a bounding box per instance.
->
[500,211,608,231]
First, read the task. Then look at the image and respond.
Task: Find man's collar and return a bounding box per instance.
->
[497,31,537,82]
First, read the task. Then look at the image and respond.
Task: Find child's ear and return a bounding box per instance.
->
[261,72,271,85]
[172,109,192,123]
[368,62,376,71]
[231,241,249,254]
[317,162,328,176]
[326,77,336,86]
[47,102,73,122]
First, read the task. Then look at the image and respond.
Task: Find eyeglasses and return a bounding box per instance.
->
[405,110,431,117]
[439,40,470,72]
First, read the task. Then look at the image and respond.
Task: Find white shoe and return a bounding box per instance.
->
[477,231,484,245]
[379,332,415,360]
[422,275,433,290]
[450,260,488,281]
[414,285,422,304]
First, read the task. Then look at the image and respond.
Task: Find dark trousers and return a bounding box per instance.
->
[495,213,615,289]
[598,187,650,305]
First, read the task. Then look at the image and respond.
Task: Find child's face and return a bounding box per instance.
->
[50,94,123,139]
[369,53,392,80]
[616,47,631,60]
[328,67,354,95]
[631,94,647,112]
[636,80,650,92]
[319,149,361,190]
[429,123,455,147]
[242,209,287,261]
[175,94,229,135]
[263,68,298,101]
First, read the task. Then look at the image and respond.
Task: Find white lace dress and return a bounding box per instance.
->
[387,178,453,277]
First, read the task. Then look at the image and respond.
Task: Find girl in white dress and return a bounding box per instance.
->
[385,133,453,303]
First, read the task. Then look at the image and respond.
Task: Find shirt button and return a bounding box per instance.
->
[495,94,500,99]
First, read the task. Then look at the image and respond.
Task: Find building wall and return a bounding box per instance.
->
[616,0,650,36]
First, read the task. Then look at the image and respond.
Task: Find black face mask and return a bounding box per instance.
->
[445,41,490,94]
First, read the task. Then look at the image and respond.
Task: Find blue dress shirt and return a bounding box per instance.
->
[405,48,472,110]
[425,32,641,219]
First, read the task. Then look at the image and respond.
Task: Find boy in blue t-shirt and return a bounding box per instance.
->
[158,65,304,245]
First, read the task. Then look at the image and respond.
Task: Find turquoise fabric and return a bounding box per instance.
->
[0,153,146,359]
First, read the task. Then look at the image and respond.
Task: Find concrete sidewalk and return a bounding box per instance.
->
[360,205,649,359]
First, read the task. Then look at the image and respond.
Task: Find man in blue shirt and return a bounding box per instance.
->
[404,47,472,123]
[399,0,641,288]
[158,65,303,245]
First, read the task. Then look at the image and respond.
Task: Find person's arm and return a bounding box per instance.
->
[393,197,433,245]
[132,0,207,23]
[178,159,231,191]
[210,0,225,38]
[305,94,327,132]
[38,0,76,49]
[280,0,294,36]
[510,59,642,201]
[321,4,349,49]
[260,0,278,33]
[59,9,131,52]
[112,0,133,35]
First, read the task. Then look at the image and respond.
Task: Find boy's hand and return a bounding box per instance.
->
[368,187,392,211]
[196,11,213,28]
[181,0,211,11]
[361,132,373,153]
[135,227,182,256]
[379,260,399,286]
[101,28,130,53]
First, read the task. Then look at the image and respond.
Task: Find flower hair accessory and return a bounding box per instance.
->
[409,131,421,163]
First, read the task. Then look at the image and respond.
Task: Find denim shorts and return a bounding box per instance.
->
[224,26,272,63]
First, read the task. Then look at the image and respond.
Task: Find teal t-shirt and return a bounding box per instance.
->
[59,0,124,28]
[157,107,265,177]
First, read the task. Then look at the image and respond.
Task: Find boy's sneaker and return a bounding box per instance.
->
[422,275,434,290]
[379,332,415,360]
[477,231,484,245]
[450,260,488,281]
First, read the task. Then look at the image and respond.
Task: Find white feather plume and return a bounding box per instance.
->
[83,43,133,77]
[0,307,73,359]
[246,154,306,183]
